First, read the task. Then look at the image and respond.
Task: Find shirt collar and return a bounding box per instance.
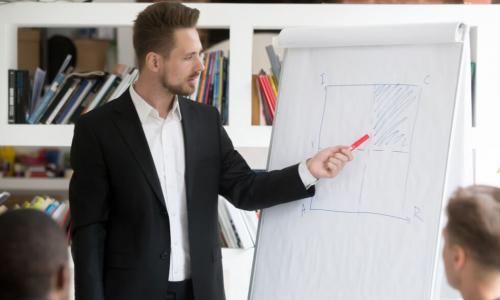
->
[129,83,182,123]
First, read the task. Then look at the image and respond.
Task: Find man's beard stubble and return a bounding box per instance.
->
[161,73,198,97]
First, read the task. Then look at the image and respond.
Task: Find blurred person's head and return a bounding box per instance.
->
[442,185,500,300]
[0,209,70,300]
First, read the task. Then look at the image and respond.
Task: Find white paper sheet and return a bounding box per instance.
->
[250,23,471,300]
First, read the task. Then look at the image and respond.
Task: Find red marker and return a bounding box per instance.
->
[350,134,370,151]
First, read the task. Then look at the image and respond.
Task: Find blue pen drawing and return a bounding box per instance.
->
[308,82,421,222]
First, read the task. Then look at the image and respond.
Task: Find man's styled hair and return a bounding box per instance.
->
[133,1,200,70]
[446,185,500,271]
[0,209,68,299]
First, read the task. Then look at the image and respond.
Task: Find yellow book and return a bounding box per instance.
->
[0,147,16,176]
[251,75,261,125]
[30,196,45,210]
[268,75,278,97]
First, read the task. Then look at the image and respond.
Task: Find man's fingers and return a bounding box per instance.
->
[333,152,349,163]
[326,161,338,174]
[326,145,349,157]
[328,157,344,169]
[340,148,354,161]
[324,146,353,162]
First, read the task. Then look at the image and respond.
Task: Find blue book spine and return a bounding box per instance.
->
[45,201,60,215]
[55,79,89,124]
[27,72,65,124]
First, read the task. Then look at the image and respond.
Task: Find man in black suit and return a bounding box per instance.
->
[69,2,353,300]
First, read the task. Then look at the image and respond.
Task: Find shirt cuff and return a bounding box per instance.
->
[298,160,318,189]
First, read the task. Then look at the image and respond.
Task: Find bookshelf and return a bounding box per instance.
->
[1,4,500,152]
[1,3,500,300]
[1,4,500,159]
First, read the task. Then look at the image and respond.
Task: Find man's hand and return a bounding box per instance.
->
[306,146,353,179]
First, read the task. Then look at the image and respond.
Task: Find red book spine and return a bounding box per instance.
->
[257,75,275,120]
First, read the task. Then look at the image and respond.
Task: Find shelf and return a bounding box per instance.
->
[0,177,70,193]
[0,125,272,169]
[0,124,272,169]
[0,124,271,147]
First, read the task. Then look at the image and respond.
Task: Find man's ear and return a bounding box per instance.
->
[451,244,467,271]
[145,52,161,72]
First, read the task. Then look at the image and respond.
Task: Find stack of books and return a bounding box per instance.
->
[9,51,230,125]
[0,193,71,237]
[192,50,229,125]
[8,54,138,125]
[218,196,259,249]
[252,45,281,125]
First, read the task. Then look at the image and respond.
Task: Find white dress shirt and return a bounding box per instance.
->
[129,84,317,281]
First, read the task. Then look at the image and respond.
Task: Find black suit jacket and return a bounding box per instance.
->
[69,90,315,300]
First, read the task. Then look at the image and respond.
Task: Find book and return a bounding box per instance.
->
[0,192,10,205]
[56,79,94,124]
[212,51,220,109]
[38,76,76,124]
[27,54,72,124]
[211,51,222,107]
[44,78,81,124]
[191,52,204,100]
[224,199,255,249]
[68,75,106,123]
[45,200,60,215]
[196,53,209,103]
[262,75,277,111]
[51,200,68,223]
[15,70,30,123]
[203,51,215,105]
[222,57,229,125]
[118,68,139,100]
[268,74,278,97]
[242,210,259,243]
[256,75,272,125]
[7,69,15,124]
[257,74,275,122]
[84,73,117,113]
[102,76,122,104]
[108,67,135,101]
[217,198,238,248]
[30,68,46,116]
[251,75,261,125]
[43,71,105,124]
[265,44,281,79]
[217,54,224,111]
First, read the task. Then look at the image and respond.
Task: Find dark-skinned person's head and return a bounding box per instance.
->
[0,209,70,300]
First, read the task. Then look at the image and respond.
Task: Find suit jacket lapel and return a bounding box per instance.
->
[178,97,197,210]
[111,92,167,210]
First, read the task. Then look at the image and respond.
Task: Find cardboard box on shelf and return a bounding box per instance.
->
[17,28,41,75]
[74,38,110,72]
